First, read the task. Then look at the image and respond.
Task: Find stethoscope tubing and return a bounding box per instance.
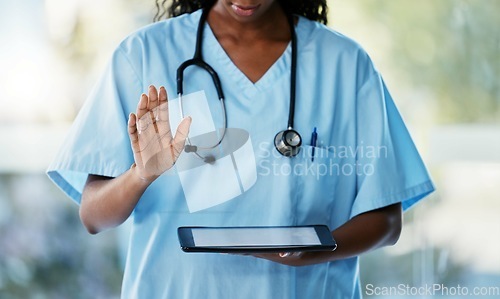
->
[176,7,301,158]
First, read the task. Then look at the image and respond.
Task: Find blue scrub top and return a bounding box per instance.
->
[47,10,434,299]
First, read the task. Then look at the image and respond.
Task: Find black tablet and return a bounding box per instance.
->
[177,225,337,253]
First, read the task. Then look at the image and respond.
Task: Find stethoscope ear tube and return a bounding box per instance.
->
[177,58,225,100]
[176,8,224,100]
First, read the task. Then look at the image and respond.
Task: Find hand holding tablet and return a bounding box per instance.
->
[178,225,337,254]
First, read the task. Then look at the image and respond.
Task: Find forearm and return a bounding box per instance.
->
[304,203,402,265]
[79,86,190,234]
[80,166,156,234]
[255,203,402,266]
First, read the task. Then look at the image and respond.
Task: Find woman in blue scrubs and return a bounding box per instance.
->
[48,0,435,298]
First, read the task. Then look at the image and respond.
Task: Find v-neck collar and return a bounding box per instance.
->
[202,16,301,96]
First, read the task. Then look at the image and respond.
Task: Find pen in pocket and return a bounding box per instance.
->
[310,127,317,162]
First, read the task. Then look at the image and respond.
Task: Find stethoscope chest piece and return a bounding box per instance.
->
[274,129,302,157]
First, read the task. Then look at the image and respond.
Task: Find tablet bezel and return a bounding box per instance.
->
[177,225,337,253]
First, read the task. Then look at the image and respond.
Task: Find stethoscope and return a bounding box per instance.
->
[176,8,301,163]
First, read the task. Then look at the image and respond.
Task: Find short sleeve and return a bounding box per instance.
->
[47,47,142,204]
[350,72,435,218]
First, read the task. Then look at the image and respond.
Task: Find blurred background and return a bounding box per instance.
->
[0,0,498,298]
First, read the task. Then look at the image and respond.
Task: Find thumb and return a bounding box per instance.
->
[171,116,192,159]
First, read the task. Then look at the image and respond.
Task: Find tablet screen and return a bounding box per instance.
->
[191,226,321,247]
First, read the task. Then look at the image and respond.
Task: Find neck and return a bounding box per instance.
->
[207,2,290,43]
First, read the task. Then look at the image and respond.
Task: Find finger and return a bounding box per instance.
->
[279,252,302,258]
[156,86,169,122]
[156,86,171,140]
[148,85,159,111]
[171,116,192,159]
[128,113,140,153]
[129,113,148,170]
[252,253,283,263]
[159,86,168,106]
[136,93,149,120]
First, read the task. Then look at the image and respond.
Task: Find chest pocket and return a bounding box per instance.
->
[290,145,338,225]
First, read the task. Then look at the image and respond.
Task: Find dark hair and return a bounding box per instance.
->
[154,0,328,25]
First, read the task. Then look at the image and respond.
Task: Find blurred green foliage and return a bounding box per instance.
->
[359,0,500,123]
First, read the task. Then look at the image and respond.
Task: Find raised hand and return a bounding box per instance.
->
[128,85,192,181]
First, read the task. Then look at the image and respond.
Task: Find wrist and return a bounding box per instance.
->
[130,163,158,184]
